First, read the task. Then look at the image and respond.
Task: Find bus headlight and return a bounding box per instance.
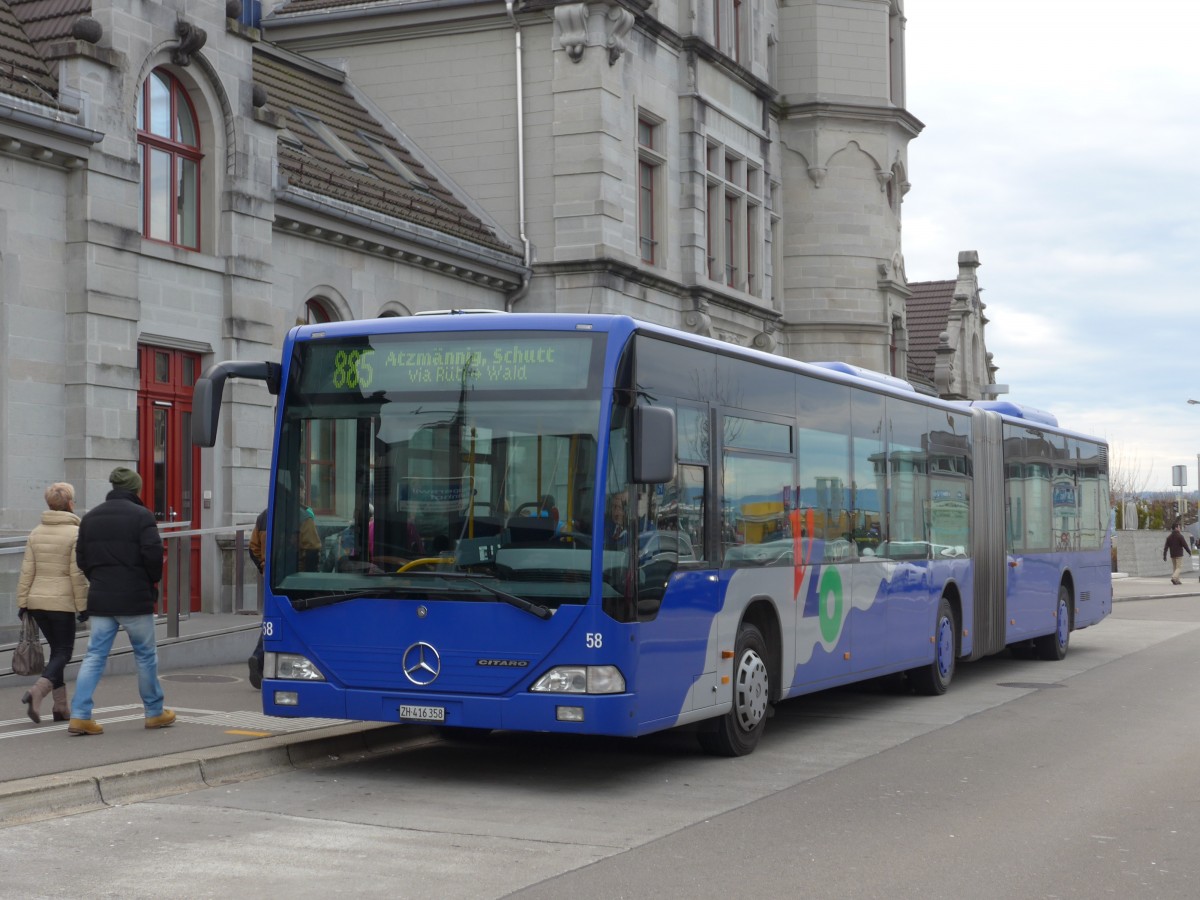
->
[531,665,625,694]
[268,652,326,681]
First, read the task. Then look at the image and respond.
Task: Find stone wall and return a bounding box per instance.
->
[1114,529,1199,577]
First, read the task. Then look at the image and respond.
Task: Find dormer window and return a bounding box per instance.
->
[292,109,371,174]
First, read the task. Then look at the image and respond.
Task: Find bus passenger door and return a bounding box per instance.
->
[1005,553,1057,642]
[630,470,723,726]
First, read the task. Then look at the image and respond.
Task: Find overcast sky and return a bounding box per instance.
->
[901,1,1200,492]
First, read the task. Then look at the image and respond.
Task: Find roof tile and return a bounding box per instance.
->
[905,279,954,385]
[254,47,513,255]
[0,1,63,107]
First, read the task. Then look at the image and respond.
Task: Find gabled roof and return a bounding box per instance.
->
[253,45,514,255]
[0,0,74,108]
[904,278,954,387]
[7,0,89,54]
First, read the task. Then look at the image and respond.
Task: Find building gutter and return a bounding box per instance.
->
[503,0,532,310]
[0,101,103,148]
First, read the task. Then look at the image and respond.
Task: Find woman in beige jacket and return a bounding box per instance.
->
[17,482,89,723]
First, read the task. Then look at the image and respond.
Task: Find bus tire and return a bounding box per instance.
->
[1033,584,1071,661]
[908,596,957,696]
[697,622,771,757]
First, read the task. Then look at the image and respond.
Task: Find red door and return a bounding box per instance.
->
[138,346,202,612]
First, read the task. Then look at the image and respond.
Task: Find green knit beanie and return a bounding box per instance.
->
[109,466,143,494]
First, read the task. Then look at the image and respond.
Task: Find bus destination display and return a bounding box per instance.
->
[300,333,597,394]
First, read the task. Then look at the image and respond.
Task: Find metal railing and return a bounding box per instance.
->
[1,522,260,648]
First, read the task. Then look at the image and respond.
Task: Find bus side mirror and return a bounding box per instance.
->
[192,375,220,447]
[632,406,675,484]
[190,361,281,448]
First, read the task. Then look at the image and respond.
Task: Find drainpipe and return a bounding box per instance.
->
[504,0,532,310]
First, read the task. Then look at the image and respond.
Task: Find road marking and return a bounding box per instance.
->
[0,705,346,740]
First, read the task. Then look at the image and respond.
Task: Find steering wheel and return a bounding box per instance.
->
[552,531,591,548]
[513,501,542,517]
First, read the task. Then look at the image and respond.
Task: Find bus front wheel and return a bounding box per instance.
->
[1033,585,1071,661]
[908,596,957,696]
[698,622,771,757]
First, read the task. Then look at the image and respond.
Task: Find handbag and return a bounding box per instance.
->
[12,615,45,676]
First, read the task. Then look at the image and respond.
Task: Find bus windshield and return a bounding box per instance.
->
[269,330,606,609]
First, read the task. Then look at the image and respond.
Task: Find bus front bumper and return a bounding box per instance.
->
[262,680,643,737]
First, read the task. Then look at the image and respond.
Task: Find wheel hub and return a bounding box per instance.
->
[734,650,769,731]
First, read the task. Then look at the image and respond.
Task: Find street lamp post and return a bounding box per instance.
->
[1191,402,1200,578]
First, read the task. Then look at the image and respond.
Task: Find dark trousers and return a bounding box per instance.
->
[28,609,78,688]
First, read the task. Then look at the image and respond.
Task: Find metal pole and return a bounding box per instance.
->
[167,537,181,638]
[235,527,246,613]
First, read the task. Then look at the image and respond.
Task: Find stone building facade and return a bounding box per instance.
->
[265,0,921,369]
[0,0,997,615]
[906,251,1000,400]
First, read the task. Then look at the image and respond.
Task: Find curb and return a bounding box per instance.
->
[0,722,437,829]
[1115,592,1200,603]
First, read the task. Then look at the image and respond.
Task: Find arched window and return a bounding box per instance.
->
[305,298,333,324]
[137,69,202,250]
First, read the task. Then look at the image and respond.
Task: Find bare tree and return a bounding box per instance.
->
[1109,445,1154,528]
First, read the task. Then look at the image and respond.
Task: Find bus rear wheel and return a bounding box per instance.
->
[1033,585,1071,661]
[908,596,957,696]
[698,622,771,757]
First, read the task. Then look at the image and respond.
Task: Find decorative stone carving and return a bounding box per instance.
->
[751,330,777,353]
[226,0,243,19]
[252,84,268,109]
[556,3,638,65]
[875,169,891,192]
[555,3,589,62]
[682,309,713,337]
[934,331,955,397]
[807,166,826,188]
[71,16,103,44]
[172,19,208,67]
[606,6,635,65]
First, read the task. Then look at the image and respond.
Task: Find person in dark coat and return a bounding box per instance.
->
[67,467,175,735]
[247,508,267,690]
[1163,522,1191,586]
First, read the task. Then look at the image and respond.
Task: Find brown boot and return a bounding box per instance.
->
[67,718,103,735]
[144,709,176,730]
[51,686,70,722]
[20,677,53,724]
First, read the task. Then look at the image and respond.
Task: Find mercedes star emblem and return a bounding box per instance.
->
[402,641,441,685]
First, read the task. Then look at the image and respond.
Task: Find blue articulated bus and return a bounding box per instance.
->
[192,313,1112,756]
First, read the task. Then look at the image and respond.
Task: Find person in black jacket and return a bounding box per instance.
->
[247,508,267,689]
[67,467,175,735]
[1163,522,1191,586]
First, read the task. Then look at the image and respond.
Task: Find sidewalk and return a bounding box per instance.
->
[1111,571,1200,602]
[0,656,436,827]
[3,574,1198,827]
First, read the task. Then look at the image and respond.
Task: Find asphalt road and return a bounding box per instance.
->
[2,594,1198,898]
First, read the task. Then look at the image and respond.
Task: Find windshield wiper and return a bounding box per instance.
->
[370,570,554,619]
[459,576,553,620]
[288,578,552,619]
[290,588,416,611]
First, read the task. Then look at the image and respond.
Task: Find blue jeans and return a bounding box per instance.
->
[70,615,165,720]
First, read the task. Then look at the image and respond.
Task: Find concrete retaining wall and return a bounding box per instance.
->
[1114,530,1199,577]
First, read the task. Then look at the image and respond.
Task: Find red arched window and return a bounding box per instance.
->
[137,69,202,250]
[305,298,333,324]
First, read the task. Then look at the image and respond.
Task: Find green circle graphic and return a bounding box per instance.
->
[818,567,844,644]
